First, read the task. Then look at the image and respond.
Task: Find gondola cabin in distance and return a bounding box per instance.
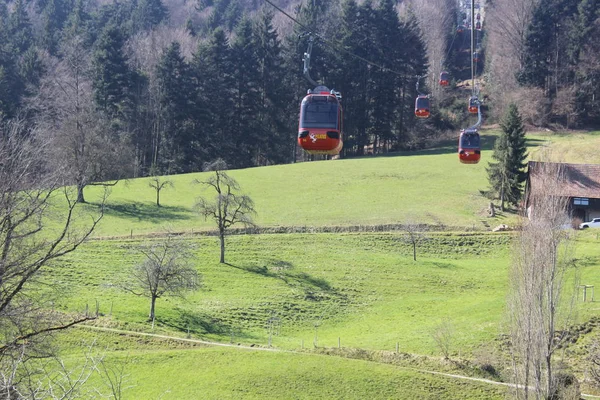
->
[458,128,481,164]
[468,96,479,114]
[439,71,450,87]
[415,95,430,118]
[298,86,343,155]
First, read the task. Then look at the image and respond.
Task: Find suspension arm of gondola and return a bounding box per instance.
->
[416,75,426,96]
[302,34,318,87]
[468,102,483,130]
[471,0,475,95]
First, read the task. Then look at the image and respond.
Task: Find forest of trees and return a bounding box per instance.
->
[0,0,599,191]
[486,0,600,127]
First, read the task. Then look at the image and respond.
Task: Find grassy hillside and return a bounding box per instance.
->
[76,129,600,238]
[42,130,600,398]
[51,230,600,354]
[49,233,511,355]
[81,132,507,238]
[59,331,507,399]
[528,130,600,164]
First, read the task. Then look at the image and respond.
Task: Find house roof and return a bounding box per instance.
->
[528,161,600,198]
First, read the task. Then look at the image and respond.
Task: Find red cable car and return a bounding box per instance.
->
[458,128,481,164]
[476,13,481,20]
[473,51,480,62]
[298,86,343,155]
[439,71,450,87]
[415,95,430,118]
[468,96,479,114]
[475,21,482,30]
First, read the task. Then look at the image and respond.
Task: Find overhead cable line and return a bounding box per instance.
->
[263,0,411,79]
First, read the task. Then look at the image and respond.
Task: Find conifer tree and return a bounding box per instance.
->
[8,0,33,53]
[133,0,168,31]
[191,28,235,162]
[92,25,136,125]
[230,16,261,167]
[487,104,528,211]
[252,8,289,164]
[371,0,401,149]
[41,0,71,54]
[156,42,196,172]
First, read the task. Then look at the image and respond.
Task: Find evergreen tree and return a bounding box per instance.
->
[371,0,401,150]
[486,104,528,211]
[41,0,72,54]
[92,24,136,125]
[156,42,196,172]
[191,28,235,162]
[64,0,91,39]
[252,8,289,164]
[9,0,33,53]
[133,0,168,32]
[230,16,261,167]
[395,7,428,148]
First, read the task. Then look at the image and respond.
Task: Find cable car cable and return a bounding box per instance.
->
[263,0,411,79]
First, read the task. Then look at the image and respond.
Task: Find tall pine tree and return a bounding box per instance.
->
[487,104,528,211]
[156,42,196,173]
[92,24,136,125]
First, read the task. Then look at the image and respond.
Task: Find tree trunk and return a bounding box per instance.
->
[156,190,161,207]
[413,242,417,261]
[500,187,505,212]
[149,296,156,321]
[219,230,225,263]
[77,182,86,203]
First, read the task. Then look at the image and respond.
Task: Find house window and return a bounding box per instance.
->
[574,197,589,206]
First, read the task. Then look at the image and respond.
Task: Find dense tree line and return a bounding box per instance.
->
[0,0,431,193]
[487,0,600,126]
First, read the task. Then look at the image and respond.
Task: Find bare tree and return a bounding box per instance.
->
[148,166,174,207]
[509,162,578,399]
[486,0,540,118]
[589,338,600,388]
[0,120,104,396]
[94,355,132,400]
[431,318,454,360]
[407,0,457,99]
[31,34,131,203]
[401,219,426,261]
[195,159,256,264]
[126,235,200,322]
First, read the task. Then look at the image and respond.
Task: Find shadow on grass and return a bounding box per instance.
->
[575,256,600,268]
[162,309,258,341]
[430,261,455,269]
[93,201,192,223]
[226,260,335,294]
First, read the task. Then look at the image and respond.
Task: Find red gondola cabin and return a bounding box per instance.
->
[415,95,430,118]
[457,25,465,33]
[298,86,343,155]
[439,71,450,87]
[459,129,481,164]
[468,96,479,114]
[475,21,481,30]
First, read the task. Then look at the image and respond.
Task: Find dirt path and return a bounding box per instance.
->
[78,325,600,397]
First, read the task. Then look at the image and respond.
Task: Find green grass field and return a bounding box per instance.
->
[59,331,508,399]
[43,129,600,398]
[80,131,506,237]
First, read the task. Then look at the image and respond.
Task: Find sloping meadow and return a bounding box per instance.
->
[47,231,512,355]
